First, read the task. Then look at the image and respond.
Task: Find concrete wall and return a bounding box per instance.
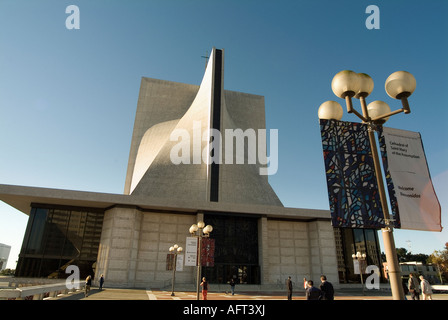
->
[96,207,338,289]
[95,207,197,288]
[263,219,339,289]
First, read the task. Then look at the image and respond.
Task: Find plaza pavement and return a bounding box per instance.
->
[52,287,448,300]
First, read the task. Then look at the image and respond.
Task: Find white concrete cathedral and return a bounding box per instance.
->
[0,48,339,290]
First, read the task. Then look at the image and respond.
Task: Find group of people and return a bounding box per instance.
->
[84,273,433,300]
[84,274,105,297]
[406,273,433,300]
[287,275,334,300]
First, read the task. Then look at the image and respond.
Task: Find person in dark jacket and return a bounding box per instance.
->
[229,278,236,296]
[286,276,293,300]
[306,280,321,300]
[408,273,420,300]
[99,274,105,290]
[319,275,334,300]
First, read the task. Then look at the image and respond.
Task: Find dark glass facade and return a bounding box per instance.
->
[202,213,260,284]
[16,204,104,279]
[334,228,384,283]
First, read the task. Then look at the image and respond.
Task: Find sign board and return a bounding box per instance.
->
[380,127,442,231]
[353,260,361,274]
[166,254,185,271]
[185,237,198,267]
[176,254,184,272]
[353,260,366,274]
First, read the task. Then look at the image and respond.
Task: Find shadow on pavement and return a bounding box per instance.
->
[58,288,102,300]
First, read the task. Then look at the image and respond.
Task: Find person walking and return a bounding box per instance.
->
[99,274,105,291]
[402,279,409,300]
[200,277,208,300]
[286,276,293,300]
[408,273,420,300]
[85,275,92,297]
[229,278,236,296]
[319,275,334,300]
[306,280,321,300]
[419,275,433,300]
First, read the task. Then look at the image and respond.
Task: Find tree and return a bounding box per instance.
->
[0,268,15,276]
[395,247,429,263]
[396,248,409,262]
[428,242,448,284]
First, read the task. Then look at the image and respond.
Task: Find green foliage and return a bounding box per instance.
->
[396,247,429,263]
[428,242,448,283]
[0,268,15,276]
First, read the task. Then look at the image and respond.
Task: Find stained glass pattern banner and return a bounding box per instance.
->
[201,238,215,267]
[319,119,386,228]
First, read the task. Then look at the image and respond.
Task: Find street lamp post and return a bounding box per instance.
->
[352,251,367,295]
[318,70,416,300]
[189,221,213,300]
[169,244,183,296]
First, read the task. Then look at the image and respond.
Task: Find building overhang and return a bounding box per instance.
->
[0,184,331,221]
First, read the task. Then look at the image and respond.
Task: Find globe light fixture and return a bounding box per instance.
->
[189,224,198,234]
[203,225,213,235]
[385,71,416,114]
[189,219,213,300]
[168,243,183,296]
[355,73,374,98]
[318,69,416,300]
[367,100,392,124]
[332,70,361,114]
[331,70,361,98]
[352,251,367,295]
[197,221,205,229]
[318,101,343,120]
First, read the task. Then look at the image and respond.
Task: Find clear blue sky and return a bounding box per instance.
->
[0,0,447,269]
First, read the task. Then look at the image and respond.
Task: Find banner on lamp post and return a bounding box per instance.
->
[176,254,184,271]
[319,119,387,229]
[379,127,442,231]
[185,237,198,266]
[201,238,215,267]
[166,254,184,271]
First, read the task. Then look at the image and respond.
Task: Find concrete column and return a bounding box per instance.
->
[258,217,269,285]
[96,206,142,287]
[196,212,204,223]
[308,220,339,286]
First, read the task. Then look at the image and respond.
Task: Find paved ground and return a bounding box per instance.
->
[52,287,448,300]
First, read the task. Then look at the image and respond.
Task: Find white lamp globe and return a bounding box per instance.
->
[203,225,213,234]
[356,73,374,98]
[385,71,416,99]
[197,221,205,229]
[190,224,198,234]
[331,70,361,98]
[367,100,391,123]
[318,101,343,120]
